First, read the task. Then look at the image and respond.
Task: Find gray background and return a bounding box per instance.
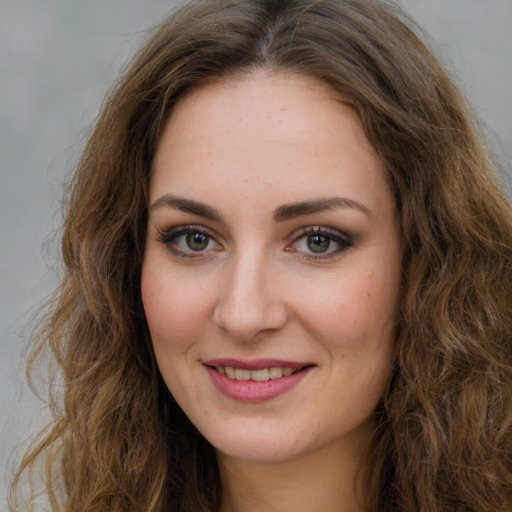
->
[1,0,511,507]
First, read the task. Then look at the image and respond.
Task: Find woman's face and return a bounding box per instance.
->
[142,70,401,464]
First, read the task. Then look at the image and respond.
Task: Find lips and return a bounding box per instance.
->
[203,359,314,402]
[215,365,298,381]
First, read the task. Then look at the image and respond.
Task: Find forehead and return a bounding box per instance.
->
[150,70,389,217]
[156,69,369,154]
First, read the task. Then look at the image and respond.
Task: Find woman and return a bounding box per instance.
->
[11,0,512,511]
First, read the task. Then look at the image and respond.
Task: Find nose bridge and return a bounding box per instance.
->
[214,244,286,340]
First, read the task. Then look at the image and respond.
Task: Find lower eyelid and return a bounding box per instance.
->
[286,237,351,260]
[156,225,351,258]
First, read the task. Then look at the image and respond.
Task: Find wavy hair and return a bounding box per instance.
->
[11,0,512,510]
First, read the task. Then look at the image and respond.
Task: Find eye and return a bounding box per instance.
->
[301,234,332,254]
[157,225,222,257]
[179,232,212,251]
[288,227,352,259]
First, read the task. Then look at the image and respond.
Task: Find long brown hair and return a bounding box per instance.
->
[11,1,512,510]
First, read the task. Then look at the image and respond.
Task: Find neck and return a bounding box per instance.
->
[217,433,368,512]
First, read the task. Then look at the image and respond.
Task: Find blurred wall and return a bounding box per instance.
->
[1,0,510,507]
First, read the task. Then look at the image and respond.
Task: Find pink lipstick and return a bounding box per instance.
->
[203,358,314,402]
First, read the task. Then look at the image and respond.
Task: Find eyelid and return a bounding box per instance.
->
[155,223,353,261]
[286,226,353,260]
[156,224,223,258]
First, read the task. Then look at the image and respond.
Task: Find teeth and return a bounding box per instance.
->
[217,366,300,381]
[235,368,251,381]
[251,368,269,382]
[269,367,283,379]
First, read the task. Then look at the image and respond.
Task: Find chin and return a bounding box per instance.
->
[201,421,307,464]
[201,412,376,467]
[215,438,305,464]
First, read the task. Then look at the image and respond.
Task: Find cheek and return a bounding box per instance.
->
[141,264,211,351]
[293,267,399,352]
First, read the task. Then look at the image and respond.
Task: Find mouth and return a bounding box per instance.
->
[210,365,305,382]
[204,361,314,401]
[203,359,315,401]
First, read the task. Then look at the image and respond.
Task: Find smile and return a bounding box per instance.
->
[214,366,299,381]
[204,360,314,402]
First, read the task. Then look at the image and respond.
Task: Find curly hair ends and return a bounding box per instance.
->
[11,1,512,511]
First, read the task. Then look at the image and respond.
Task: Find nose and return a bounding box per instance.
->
[213,250,288,341]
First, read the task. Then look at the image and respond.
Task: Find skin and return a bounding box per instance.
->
[141,70,401,512]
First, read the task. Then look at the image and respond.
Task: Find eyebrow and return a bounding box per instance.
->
[273,197,374,222]
[150,194,373,222]
[150,194,223,221]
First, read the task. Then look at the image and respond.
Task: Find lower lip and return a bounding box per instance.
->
[205,366,312,402]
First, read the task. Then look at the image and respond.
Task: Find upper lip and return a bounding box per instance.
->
[203,358,314,370]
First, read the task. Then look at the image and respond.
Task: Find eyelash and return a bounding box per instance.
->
[156,225,353,260]
[156,225,221,259]
[287,227,353,260]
